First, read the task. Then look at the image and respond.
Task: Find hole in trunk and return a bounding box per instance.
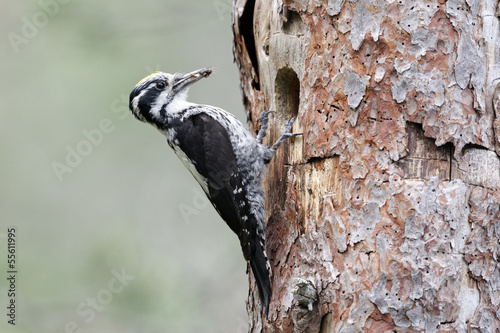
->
[239,0,260,90]
[275,67,300,121]
[282,8,304,36]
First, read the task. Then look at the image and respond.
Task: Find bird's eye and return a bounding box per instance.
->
[155,81,167,90]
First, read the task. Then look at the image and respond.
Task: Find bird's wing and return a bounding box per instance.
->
[172,112,251,259]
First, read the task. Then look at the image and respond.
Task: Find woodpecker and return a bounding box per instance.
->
[129,67,299,315]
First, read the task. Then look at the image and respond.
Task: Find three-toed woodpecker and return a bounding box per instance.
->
[129,67,298,315]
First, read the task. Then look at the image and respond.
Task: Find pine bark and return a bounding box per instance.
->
[232,0,500,332]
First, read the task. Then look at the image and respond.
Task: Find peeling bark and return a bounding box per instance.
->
[232,0,500,332]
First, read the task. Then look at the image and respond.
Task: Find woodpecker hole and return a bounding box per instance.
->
[265,67,300,209]
[275,67,301,166]
[282,7,304,36]
[275,67,300,122]
[239,0,260,90]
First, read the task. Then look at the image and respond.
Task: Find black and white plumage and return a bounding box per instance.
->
[129,67,298,315]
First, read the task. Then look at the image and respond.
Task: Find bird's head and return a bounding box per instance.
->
[129,67,212,127]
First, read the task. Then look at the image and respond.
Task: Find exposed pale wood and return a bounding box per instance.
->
[396,122,452,181]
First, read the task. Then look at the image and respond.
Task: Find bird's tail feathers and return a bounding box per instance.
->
[250,236,272,316]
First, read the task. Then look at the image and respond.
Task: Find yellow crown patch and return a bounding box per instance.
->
[135,72,161,87]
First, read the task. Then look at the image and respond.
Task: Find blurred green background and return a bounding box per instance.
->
[0,0,250,332]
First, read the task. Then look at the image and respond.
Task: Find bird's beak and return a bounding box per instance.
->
[173,67,212,92]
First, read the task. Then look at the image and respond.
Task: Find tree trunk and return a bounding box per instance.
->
[232,0,500,332]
